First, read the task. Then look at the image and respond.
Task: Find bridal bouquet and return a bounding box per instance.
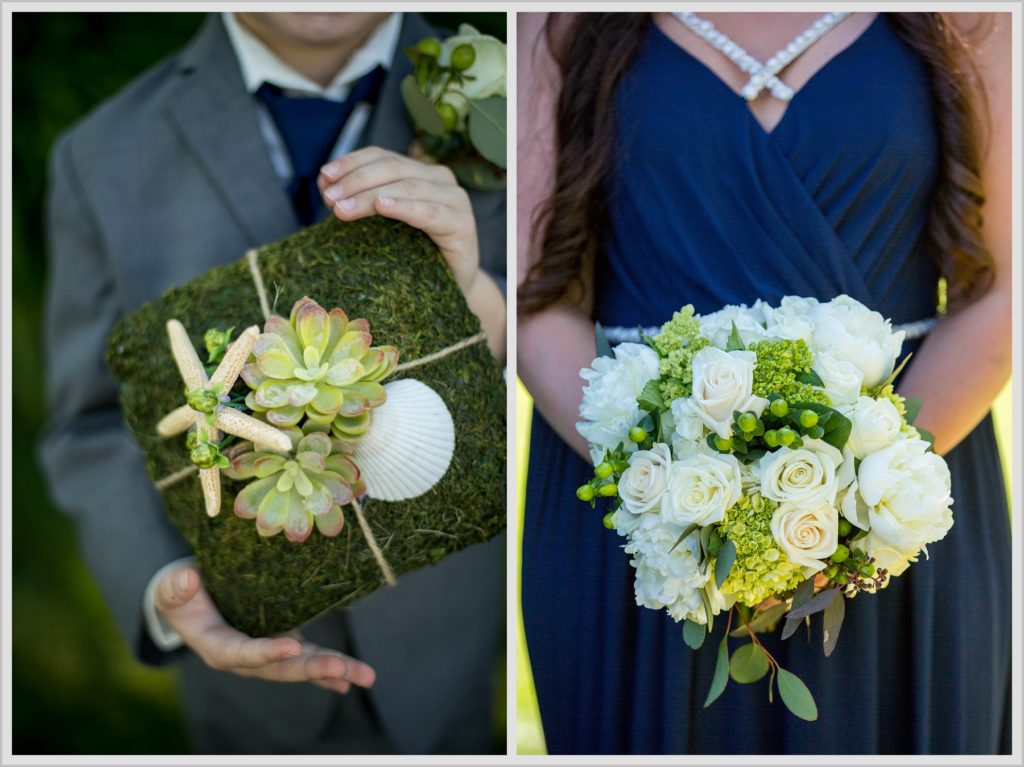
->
[575,295,953,720]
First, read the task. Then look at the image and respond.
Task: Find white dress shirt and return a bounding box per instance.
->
[144,12,403,652]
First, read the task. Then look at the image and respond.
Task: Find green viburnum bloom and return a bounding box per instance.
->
[717,493,804,607]
[747,339,830,406]
[241,297,398,442]
[652,305,710,402]
[223,430,365,542]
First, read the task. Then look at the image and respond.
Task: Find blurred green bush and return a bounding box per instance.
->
[12,11,505,755]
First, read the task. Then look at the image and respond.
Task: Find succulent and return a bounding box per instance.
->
[241,297,398,442]
[224,430,365,542]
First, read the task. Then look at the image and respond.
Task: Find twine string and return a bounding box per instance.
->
[155,248,487,585]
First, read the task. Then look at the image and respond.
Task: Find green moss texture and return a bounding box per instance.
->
[107,216,506,636]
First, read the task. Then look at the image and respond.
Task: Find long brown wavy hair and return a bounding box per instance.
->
[518,12,994,315]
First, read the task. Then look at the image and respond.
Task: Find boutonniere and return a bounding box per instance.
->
[400,24,507,191]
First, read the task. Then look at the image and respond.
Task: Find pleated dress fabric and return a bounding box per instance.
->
[521,16,1012,755]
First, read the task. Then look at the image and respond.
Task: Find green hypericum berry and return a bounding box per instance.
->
[187,387,220,414]
[576,484,595,502]
[777,427,796,447]
[764,429,779,447]
[831,544,850,564]
[859,563,876,576]
[799,409,819,428]
[838,519,853,538]
[769,398,789,418]
[416,36,442,58]
[450,44,476,71]
[597,482,618,497]
[825,564,839,579]
[594,462,614,479]
[714,435,732,452]
[835,572,847,585]
[807,424,826,440]
[602,512,615,530]
[436,102,458,131]
[628,426,648,443]
[189,442,220,469]
[737,412,758,433]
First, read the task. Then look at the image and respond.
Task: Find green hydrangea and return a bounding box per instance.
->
[652,305,709,402]
[748,339,830,406]
[718,493,804,607]
[876,383,920,437]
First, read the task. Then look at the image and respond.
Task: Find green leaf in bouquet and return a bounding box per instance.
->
[637,378,664,412]
[785,585,839,621]
[781,578,814,640]
[903,395,923,425]
[683,619,707,650]
[657,408,675,444]
[729,642,770,683]
[776,668,818,721]
[467,96,507,168]
[795,368,824,387]
[730,602,788,637]
[917,427,936,449]
[401,74,445,136]
[704,636,731,707]
[699,525,714,561]
[793,401,851,451]
[822,591,846,657]
[448,156,506,191]
[670,522,700,554]
[594,322,613,359]
[869,352,913,397]
[714,539,736,588]
[725,321,745,352]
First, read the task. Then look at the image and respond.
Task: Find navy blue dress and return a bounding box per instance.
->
[522,16,1011,755]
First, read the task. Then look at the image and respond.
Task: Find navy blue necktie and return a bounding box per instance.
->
[255,66,385,226]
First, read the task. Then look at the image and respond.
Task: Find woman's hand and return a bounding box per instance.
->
[154,567,376,695]
[317,148,506,362]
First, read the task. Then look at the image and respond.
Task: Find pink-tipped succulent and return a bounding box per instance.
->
[224,430,366,542]
[241,297,398,443]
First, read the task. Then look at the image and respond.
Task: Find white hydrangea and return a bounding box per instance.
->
[699,303,770,349]
[625,514,709,623]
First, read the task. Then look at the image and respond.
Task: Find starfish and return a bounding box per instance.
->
[156,319,293,517]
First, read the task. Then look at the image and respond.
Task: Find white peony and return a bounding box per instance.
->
[662,452,742,527]
[815,350,864,407]
[689,347,770,439]
[761,295,819,343]
[577,343,660,463]
[626,517,709,623]
[770,499,839,573]
[670,398,706,459]
[846,396,903,459]
[853,436,953,561]
[619,443,672,515]
[809,295,905,389]
[857,531,918,579]
[699,303,770,349]
[435,25,507,120]
[758,438,850,507]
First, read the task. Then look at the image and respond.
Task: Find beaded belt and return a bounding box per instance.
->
[602,317,938,345]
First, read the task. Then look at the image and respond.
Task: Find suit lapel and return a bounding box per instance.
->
[162,15,297,247]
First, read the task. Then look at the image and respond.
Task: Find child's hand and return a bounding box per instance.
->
[318,148,479,296]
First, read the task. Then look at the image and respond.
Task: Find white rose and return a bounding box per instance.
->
[855,437,953,557]
[809,295,905,389]
[699,303,769,349]
[670,398,706,459]
[626,517,709,622]
[689,347,770,439]
[770,500,839,572]
[761,295,819,343]
[438,24,507,103]
[758,438,847,506]
[619,443,672,515]
[815,350,864,407]
[577,343,660,463]
[661,452,742,527]
[846,396,903,459]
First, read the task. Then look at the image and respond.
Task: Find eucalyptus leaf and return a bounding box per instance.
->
[822,592,846,657]
[777,668,818,721]
[730,602,789,637]
[780,578,814,640]
[917,427,936,449]
[400,75,444,136]
[699,587,715,634]
[594,322,613,359]
[467,96,507,167]
[704,636,730,707]
[729,642,770,684]
[683,619,706,650]
[699,526,714,560]
[714,539,736,588]
[669,523,700,553]
[786,586,839,621]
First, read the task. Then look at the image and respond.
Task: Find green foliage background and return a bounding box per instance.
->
[12,11,506,755]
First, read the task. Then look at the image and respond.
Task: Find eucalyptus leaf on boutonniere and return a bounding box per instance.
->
[401,24,506,191]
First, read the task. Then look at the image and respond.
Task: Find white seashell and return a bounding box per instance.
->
[354,379,455,502]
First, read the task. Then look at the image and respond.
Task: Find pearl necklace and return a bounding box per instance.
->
[672,11,851,102]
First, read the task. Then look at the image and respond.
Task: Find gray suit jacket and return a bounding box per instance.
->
[39,13,504,754]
